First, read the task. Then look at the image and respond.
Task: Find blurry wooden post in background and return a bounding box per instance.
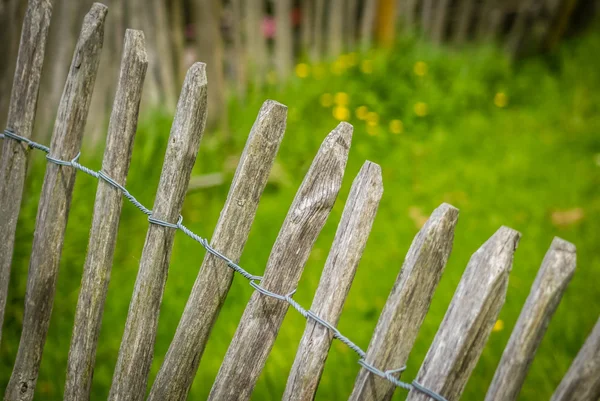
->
[108,63,207,401]
[360,0,378,49]
[246,0,267,88]
[5,5,107,400]
[0,0,53,345]
[485,238,576,401]
[64,29,148,401]
[406,227,521,401]
[375,0,397,47]
[328,0,345,56]
[283,161,383,401]
[276,0,293,80]
[550,317,600,401]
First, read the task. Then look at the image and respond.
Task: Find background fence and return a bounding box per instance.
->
[1,0,598,145]
[0,1,599,401]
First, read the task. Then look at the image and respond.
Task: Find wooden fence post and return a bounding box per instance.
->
[283,160,384,401]
[406,226,521,401]
[550,317,600,401]
[63,29,148,401]
[147,100,287,401]
[275,0,293,80]
[360,0,377,49]
[327,0,345,56]
[107,62,207,401]
[454,0,476,43]
[208,122,353,401]
[350,203,459,401]
[432,0,451,44]
[4,4,107,401]
[0,0,53,343]
[485,237,576,401]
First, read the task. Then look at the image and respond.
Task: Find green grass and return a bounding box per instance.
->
[2,31,600,400]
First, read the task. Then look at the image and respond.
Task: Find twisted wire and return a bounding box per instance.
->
[1,129,447,401]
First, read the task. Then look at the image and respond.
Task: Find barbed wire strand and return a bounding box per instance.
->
[1,128,447,401]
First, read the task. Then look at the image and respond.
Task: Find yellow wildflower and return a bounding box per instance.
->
[389,119,404,134]
[361,60,373,74]
[295,63,310,78]
[356,106,369,120]
[333,106,350,121]
[493,319,504,332]
[366,112,379,126]
[334,92,349,106]
[414,102,428,117]
[320,93,333,107]
[414,61,428,77]
[494,92,508,108]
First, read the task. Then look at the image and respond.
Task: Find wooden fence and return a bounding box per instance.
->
[0,2,599,401]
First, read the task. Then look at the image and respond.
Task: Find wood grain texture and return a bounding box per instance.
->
[64,29,148,401]
[485,237,576,401]
[147,100,287,401]
[406,226,521,401]
[0,0,53,344]
[108,62,208,401]
[283,160,384,401]
[4,4,107,401]
[208,122,353,401]
[350,203,459,401]
[550,317,600,401]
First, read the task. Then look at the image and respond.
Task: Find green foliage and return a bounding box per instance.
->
[2,31,600,400]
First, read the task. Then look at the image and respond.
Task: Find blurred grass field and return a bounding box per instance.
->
[1,30,599,400]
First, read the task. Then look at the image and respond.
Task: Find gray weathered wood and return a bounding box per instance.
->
[406,226,521,401]
[360,0,377,49]
[147,100,287,401]
[275,0,293,80]
[109,63,207,400]
[550,317,600,401]
[312,0,325,59]
[350,203,459,401]
[454,0,476,43]
[0,0,53,344]
[245,0,266,88]
[301,0,314,53]
[432,0,451,44]
[345,0,359,49]
[283,160,384,401]
[485,237,576,401]
[421,0,434,36]
[107,62,208,401]
[208,122,353,401]
[4,4,107,400]
[327,0,345,56]
[63,29,148,401]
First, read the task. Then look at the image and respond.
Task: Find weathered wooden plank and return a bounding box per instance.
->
[64,29,148,401]
[550,317,600,401]
[283,160,384,401]
[406,226,521,401]
[421,0,435,36]
[360,0,377,49]
[349,203,459,401]
[4,4,108,401]
[147,100,287,401]
[208,122,353,401]
[107,62,208,401]
[0,0,53,344]
[431,0,451,44]
[454,0,476,43]
[485,237,576,401]
[275,0,293,80]
[327,0,345,56]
